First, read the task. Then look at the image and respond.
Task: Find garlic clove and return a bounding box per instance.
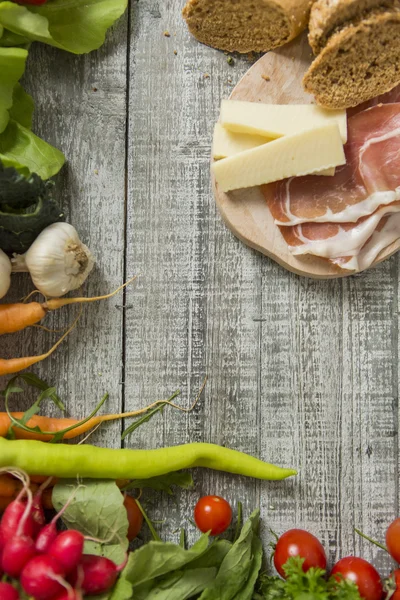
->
[12,222,95,298]
[0,249,12,299]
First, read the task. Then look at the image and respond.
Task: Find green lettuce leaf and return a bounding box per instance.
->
[0,46,28,112]
[0,28,30,47]
[0,0,127,54]
[0,119,65,179]
[9,83,34,129]
[0,107,8,134]
[145,567,218,600]
[53,480,129,565]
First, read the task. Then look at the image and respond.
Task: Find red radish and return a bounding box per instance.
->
[2,535,36,577]
[35,521,59,553]
[1,499,35,539]
[21,555,67,600]
[0,582,20,600]
[49,530,84,573]
[31,492,46,535]
[70,555,119,595]
[53,591,82,600]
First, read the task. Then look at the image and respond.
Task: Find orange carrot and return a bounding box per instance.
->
[0,323,74,376]
[0,401,172,441]
[0,277,136,335]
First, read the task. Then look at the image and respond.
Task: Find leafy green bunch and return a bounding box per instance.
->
[0,0,128,179]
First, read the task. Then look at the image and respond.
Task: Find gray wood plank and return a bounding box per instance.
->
[0,18,128,449]
[124,0,262,542]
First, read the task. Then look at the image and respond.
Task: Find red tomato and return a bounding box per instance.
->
[386,518,400,564]
[331,557,383,600]
[273,529,327,577]
[194,496,232,536]
[123,495,143,541]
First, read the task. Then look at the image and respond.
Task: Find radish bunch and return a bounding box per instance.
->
[0,469,121,599]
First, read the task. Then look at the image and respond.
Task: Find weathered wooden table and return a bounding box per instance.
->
[3,0,399,572]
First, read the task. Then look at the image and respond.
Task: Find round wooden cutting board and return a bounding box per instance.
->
[212,34,400,279]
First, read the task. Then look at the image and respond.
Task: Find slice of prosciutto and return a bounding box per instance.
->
[278,202,400,272]
[264,102,400,226]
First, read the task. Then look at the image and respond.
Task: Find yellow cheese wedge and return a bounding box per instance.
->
[212,123,336,176]
[212,123,270,159]
[220,100,348,144]
[212,123,345,193]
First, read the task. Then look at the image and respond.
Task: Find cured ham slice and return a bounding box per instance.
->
[265,103,400,226]
[278,202,400,271]
[331,213,400,272]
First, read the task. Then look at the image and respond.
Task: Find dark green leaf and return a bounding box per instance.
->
[121,404,166,440]
[146,567,218,600]
[123,472,194,495]
[200,510,260,600]
[9,83,34,129]
[121,534,210,588]
[0,159,65,254]
[188,540,232,570]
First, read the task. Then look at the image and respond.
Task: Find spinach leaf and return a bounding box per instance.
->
[232,534,263,600]
[145,567,217,600]
[200,510,260,600]
[124,472,194,495]
[0,46,27,113]
[188,540,232,570]
[122,535,210,588]
[53,479,129,564]
[9,83,34,129]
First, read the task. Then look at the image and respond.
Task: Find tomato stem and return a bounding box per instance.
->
[354,528,388,553]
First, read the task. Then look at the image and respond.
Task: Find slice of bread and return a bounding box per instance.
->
[308,0,396,54]
[303,8,400,109]
[182,0,313,54]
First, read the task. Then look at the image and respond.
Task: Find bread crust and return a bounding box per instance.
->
[303,9,400,109]
[308,0,396,54]
[182,0,313,54]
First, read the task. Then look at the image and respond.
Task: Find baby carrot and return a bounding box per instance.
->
[0,438,297,481]
[0,407,171,442]
[0,322,74,376]
[0,277,136,335]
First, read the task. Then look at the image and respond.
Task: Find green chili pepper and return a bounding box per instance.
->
[0,438,297,481]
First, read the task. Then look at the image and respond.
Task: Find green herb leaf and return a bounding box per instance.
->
[0,0,127,55]
[123,472,194,494]
[200,509,260,600]
[121,403,166,440]
[52,479,129,564]
[122,534,210,588]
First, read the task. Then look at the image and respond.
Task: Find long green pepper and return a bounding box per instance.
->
[0,438,297,481]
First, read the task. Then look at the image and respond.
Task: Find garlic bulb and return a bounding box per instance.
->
[0,249,12,299]
[12,223,95,298]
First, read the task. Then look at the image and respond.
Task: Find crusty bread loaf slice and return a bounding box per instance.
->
[308,0,396,54]
[182,0,313,54]
[303,8,400,109]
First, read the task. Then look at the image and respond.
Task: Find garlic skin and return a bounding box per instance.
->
[0,249,12,299]
[12,223,95,298]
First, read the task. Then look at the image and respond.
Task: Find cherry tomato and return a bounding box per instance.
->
[331,557,383,600]
[386,518,400,564]
[273,529,327,577]
[194,496,232,536]
[123,495,143,541]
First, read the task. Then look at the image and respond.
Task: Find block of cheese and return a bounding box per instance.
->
[212,123,336,176]
[212,123,270,159]
[220,100,348,143]
[212,123,345,193]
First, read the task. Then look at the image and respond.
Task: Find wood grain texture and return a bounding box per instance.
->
[212,33,400,279]
[0,0,399,575]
